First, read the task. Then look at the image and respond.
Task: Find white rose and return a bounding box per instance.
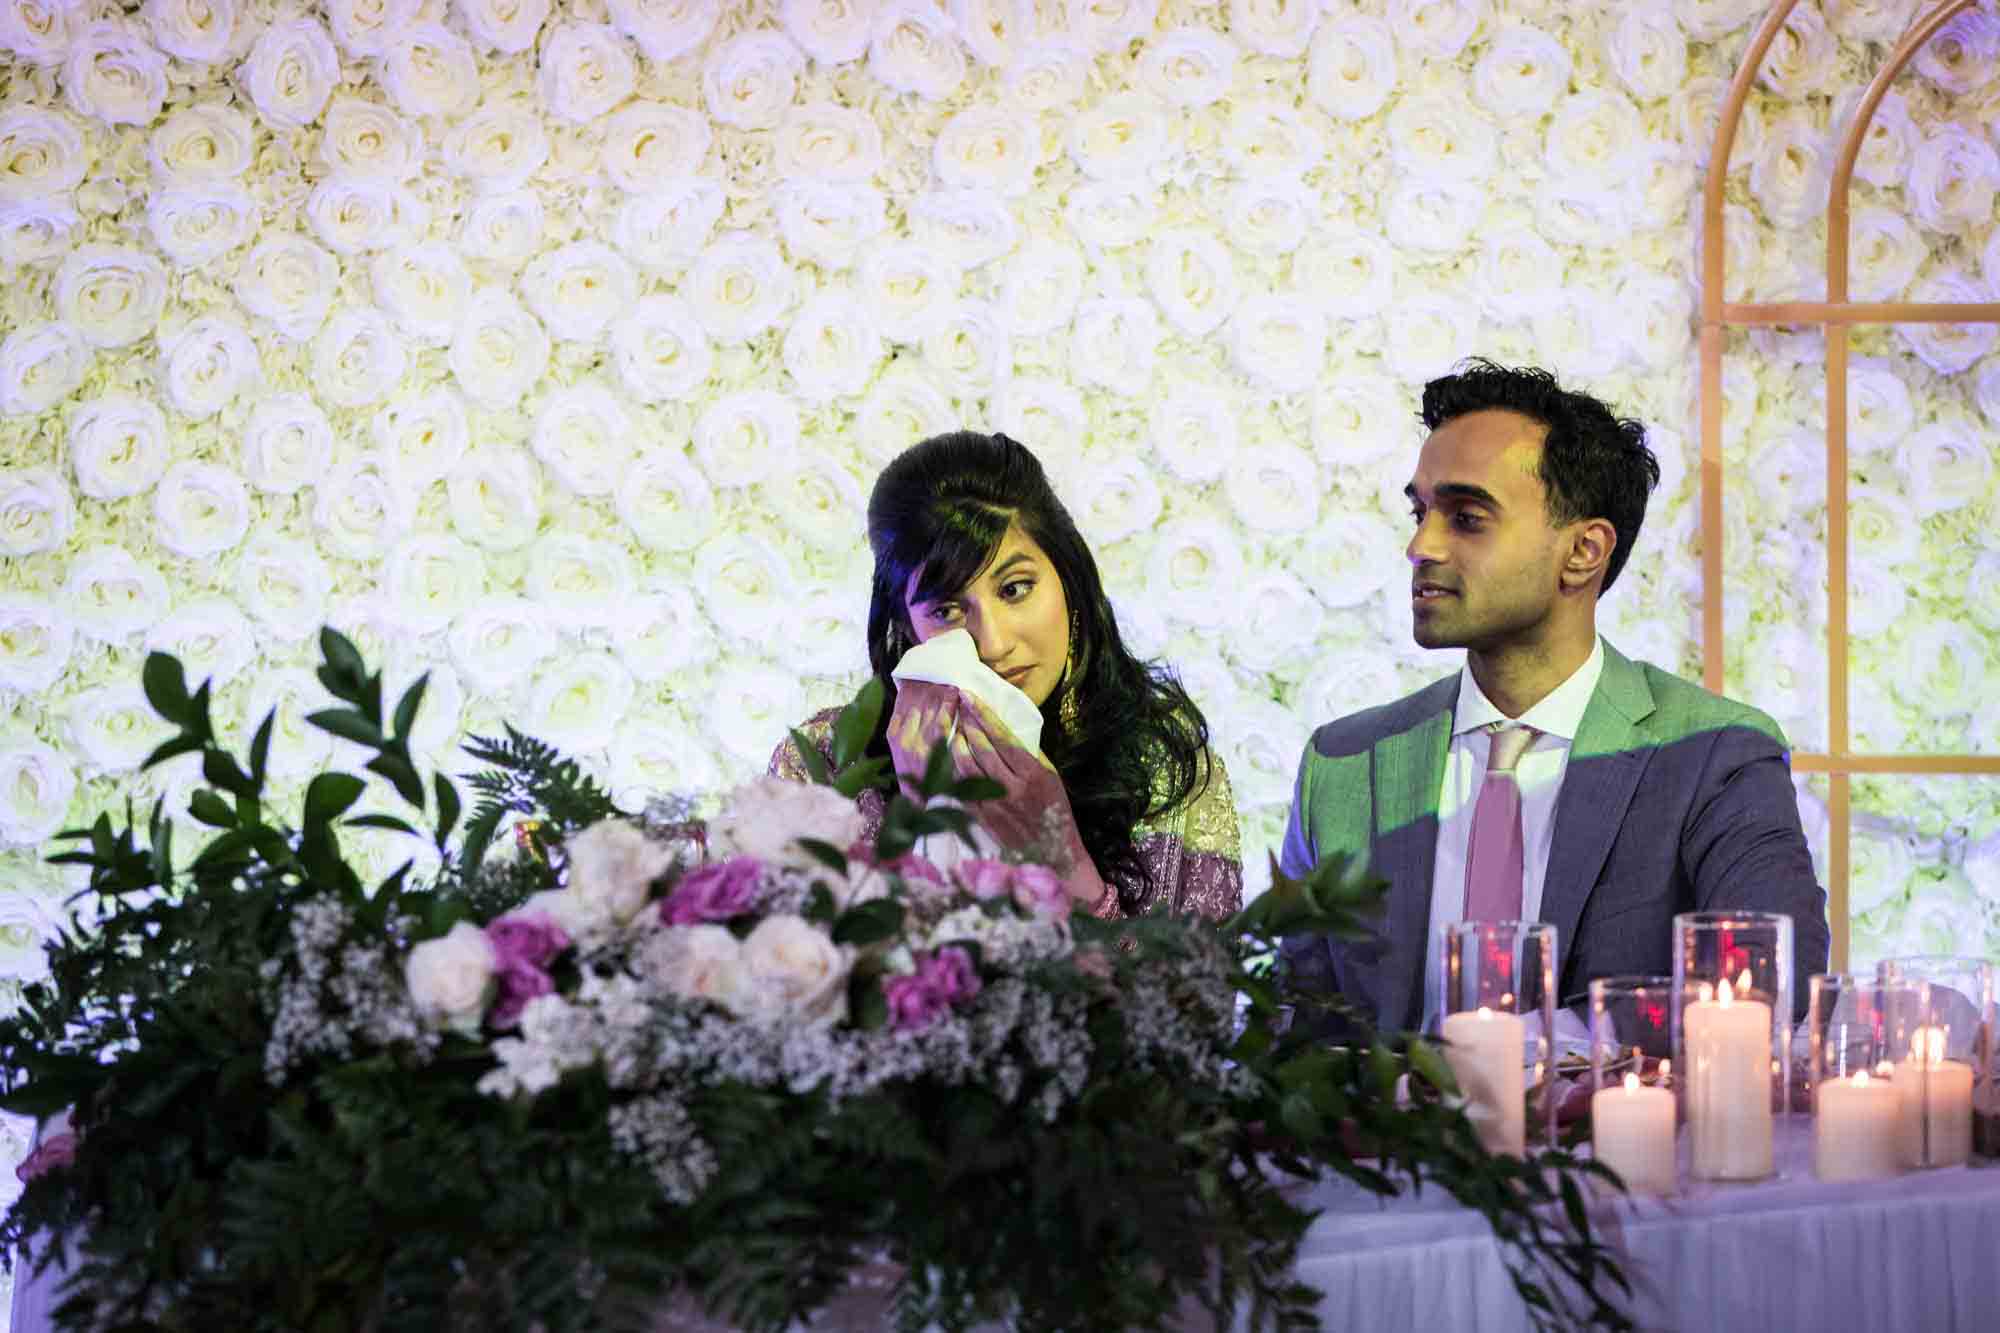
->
[1301,650,1404,728]
[456,0,550,53]
[0,106,83,203]
[66,683,167,774]
[0,323,87,417]
[995,377,1086,454]
[774,181,887,269]
[600,102,710,196]
[1137,28,1236,108]
[148,106,253,186]
[1472,23,1569,119]
[782,292,882,403]
[1225,177,1312,257]
[692,533,791,641]
[610,587,714,683]
[1387,93,1496,184]
[605,0,716,62]
[525,652,635,755]
[686,234,792,341]
[608,718,721,812]
[1757,2,1834,98]
[67,395,166,501]
[0,197,78,265]
[1311,375,1408,470]
[921,298,1007,396]
[146,185,255,268]
[1065,180,1151,252]
[0,594,72,693]
[234,536,331,641]
[1605,8,1684,102]
[1069,0,1157,51]
[371,387,469,488]
[1469,225,1559,320]
[1896,421,1992,515]
[870,1,964,99]
[450,289,550,408]
[460,190,544,268]
[1068,93,1171,181]
[764,456,865,554]
[0,740,74,847]
[1148,381,1235,484]
[1146,517,1243,630]
[1543,90,1646,185]
[1388,0,1481,61]
[1846,561,1909,640]
[618,453,715,553]
[312,307,408,410]
[319,99,418,183]
[933,106,1038,198]
[855,366,954,465]
[405,921,496,1026]
[774,102,880,186]
[1144,229,1238,338]
[239,17,339,129]
[1912,9,1996,95]
[996,240,1083,338]
[1070,298,1159,399]
[1003,38,1090,110]
[694,391,799,489]
[64,543,169,642]
[1065,454,1160,547]
[383,534,486,636]
[538,21,637,125]
[145,597,256,688]
[443,103,549,195]
[1976,356,2000,430]
[307,177,428,256]
[0,466,72,557]
[709,773,866,868]
[314,450,414,561]
[739,915,850,1029]
[1382,293,1477,386]
[240,393,333,495]
[1230,571,1324,673]
[1224,442,1320,535]
[611,179,724,271]
[1528,290,1622,380]
[1616,274,1694,372]
[327,0,417,58]
[606,295,711,406]
[1749,111,1829,231]
[368,243,472,345]
[1679,0,1762,41]
[1228,98,1327,179]
[1848,484,1922,568]
[0,0,72,64]
[447,445,542,551]
[524,533,636,630]
[531,383,632,497]
[1229,0,1317,56]
[380,22,477,119]
[1893,622,1987,718]
[64,21,167,125]
[1848,205,1924,302]
[644,924,748,1012]
[1897,274,1999,375]
[158,315,258,418]
[55,245,165,350]
[778,0,872,62]
[1841,357,1915,457]
[520,241,636,345]
[448,597,555,693]
[152,461,251,559]
[1298,513,1404,607]
[1293,224,1394,318]
[1228,294,1325,395]
[708,668,807,768]
[1308,15,1397,120]
[702,29,803,130]
[1908,125,1999,234]
[235,235,338,341]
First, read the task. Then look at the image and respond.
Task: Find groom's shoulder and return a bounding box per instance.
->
[1304,673,1458,760]
[1619,651,1791,750]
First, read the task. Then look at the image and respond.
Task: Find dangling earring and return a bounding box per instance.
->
[1058,609,1082,730]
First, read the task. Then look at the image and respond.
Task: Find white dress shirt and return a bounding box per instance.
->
[1420,637,1606,1033]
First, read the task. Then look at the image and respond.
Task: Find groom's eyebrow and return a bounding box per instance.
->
[1421,482,1504,509]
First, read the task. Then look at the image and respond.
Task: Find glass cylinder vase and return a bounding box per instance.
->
[1807,973,1917,1183]
[1672,911,1792,1182]
[1587,975,1677,1193]
[1876,957,1992,1168]
[1438,921,1557,1157]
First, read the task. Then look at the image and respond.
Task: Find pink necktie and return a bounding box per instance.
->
[1463,723,1536,922]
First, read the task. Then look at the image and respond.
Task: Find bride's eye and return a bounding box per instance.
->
[1000,578,1034,600]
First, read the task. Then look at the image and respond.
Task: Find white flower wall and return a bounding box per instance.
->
[0,0,1997,1139]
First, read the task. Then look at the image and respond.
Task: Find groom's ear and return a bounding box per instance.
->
[1559,518,1616,592]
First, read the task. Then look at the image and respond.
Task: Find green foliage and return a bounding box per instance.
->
[453,726,619,876]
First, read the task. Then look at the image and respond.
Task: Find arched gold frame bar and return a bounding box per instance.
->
[1699,0,2000,969]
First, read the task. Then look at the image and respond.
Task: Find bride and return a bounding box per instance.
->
[771,431,1242,922]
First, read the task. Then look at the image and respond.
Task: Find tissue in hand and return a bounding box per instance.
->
[888,628,1045,755]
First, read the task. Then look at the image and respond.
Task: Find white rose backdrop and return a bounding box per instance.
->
[1,0,1999,1222]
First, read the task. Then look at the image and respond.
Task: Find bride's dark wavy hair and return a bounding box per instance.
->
[863,431,1211,913]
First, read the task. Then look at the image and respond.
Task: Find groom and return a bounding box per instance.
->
[1278,360,1828,1035]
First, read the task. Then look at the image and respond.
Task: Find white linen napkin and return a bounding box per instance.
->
[889,627,1045,754]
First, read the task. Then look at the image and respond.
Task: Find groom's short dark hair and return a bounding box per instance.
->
[1420,359,1660,594]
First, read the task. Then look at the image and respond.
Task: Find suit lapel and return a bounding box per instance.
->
[1372,686,1453,1030]
[1544,642,1656,988]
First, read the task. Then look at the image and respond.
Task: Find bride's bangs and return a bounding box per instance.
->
[900,500,1015,608]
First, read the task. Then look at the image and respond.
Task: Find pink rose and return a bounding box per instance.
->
[880,852,945,888]
[926,945,981,1004]
[490,960,556,1029]
[1009,864,1069,920]
[16,1132,77,1183]
[660,856,761,926]
[957,857,1015,900]
[884,970,951,1031]
[486,911,571,970]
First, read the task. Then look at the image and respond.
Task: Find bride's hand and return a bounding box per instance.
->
[886,681,963,800]
[950,699,1104,908]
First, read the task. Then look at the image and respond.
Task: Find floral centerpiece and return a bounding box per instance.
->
[0,632,1632,1332]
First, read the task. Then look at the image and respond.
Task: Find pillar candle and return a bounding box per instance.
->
[1442,1006,1526,1157]
[1894,1027,1974,1168]
[1592,1073,1676,1193]
[1813,1071,1902,1182]
[1684,976,1773,1180]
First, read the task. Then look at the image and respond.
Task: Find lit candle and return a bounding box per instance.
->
[1683,972,1774,1180]
[1893,1026,1974,1168]
[1591,1072,1676,1193]
[1813,1071,1902,1182]
[1441,1005,1527,1157]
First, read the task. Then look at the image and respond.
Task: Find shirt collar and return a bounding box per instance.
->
[1453,636,1606,743]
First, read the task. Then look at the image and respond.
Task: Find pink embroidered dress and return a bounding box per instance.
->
[768,709,1245,922]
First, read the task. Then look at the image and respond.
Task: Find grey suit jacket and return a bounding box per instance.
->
[1277,640,1830,1033]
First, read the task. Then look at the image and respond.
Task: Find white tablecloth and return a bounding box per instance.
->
[1292,1118,2000,1333]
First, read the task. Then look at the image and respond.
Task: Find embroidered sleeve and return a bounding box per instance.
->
[767,709,841,782]
[1133,747,1244,922]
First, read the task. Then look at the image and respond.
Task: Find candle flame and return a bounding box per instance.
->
[1851,1071,1871,1088]
[1875,1059,1895,1079]
[1698,981,1713,1003]
[1718,976,1733,1008]
[1622,1073,1640,1093]
[1918,1025,1947,1065]
[1477,1006,1492,1020]
[1659,1058,1671,1078]
[1737,969,1753,993]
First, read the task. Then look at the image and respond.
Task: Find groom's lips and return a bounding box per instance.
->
[1412,580,1457,601]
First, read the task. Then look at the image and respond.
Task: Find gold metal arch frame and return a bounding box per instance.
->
[1700,0,2000,968]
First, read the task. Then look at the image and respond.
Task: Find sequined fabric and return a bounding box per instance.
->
[768,708,1243,923]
